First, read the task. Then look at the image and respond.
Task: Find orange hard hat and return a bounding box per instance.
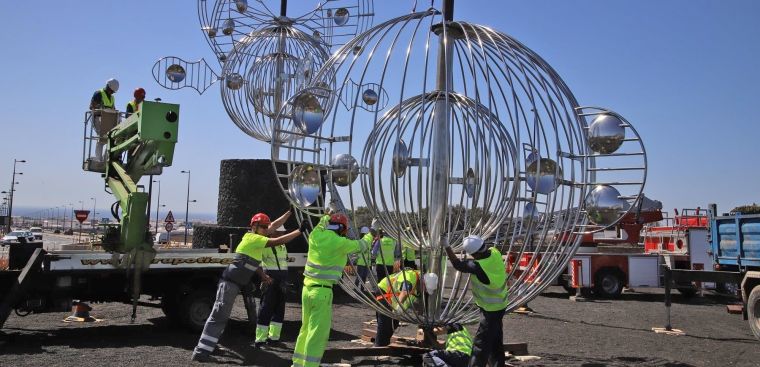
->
[250,213,271,227]
[134,87,146,99]
[329,213,349,235]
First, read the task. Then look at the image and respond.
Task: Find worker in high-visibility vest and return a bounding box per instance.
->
[291,213,369,367]
[444,235,508,367]
[192,211,301,362]
[125,87,145,118]
[89,78,119,162]
[402,242,417,270]
[422,323,473,367]
[369,218,401,281]
[374,269,421,346]
[255,226,291,347]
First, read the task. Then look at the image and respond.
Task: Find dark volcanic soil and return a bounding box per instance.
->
[1,286,757,366]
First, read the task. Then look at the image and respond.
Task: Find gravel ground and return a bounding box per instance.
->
[1,286,757,366]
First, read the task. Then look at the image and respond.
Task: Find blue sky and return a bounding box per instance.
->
[1,0,758,220]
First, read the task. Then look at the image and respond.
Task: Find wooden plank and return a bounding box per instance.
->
[726,304,744,315]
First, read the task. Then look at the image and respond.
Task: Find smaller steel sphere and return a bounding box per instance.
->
[588,114,625,154]
[222,18,235,36]
[206,26,217,38]
[526,157,561,194]
[292,92,325,134]
[166,64,186,83]
[584,185,630,226]
[334,8,350,26]
[331,154,360,187]
[226,73,244,90]
[235,0,248,13]
[392,140,409,178]
[362,89,378,105]
[289,165,321,207]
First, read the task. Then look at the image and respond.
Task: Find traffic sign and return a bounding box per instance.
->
[165,222,174,232]
[74,210,90,224]
[165,210,175,223]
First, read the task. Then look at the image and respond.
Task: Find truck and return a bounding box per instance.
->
[660,204,760,341]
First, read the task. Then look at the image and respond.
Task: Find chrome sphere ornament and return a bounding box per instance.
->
[225,73,244,90]
[235,0,248,12]
[588,114,626,154]
[292,91,326,135]
[585,185,631,226]
[222,18,235,35]
[272,5,648,328]
[288,164,321,206]
[526,158,562,194]
[331,153,360,186]
[166,64,186,83]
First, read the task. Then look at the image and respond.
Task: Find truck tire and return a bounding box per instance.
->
[594,269,623,298]
[180,289,215,332]
[677,287,698,298]
[748,286,760,341]
[161,293,181,325]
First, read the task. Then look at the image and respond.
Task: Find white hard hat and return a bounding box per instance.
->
[106,78,119,92]
[360,226,370,235]
[462,235,485,255]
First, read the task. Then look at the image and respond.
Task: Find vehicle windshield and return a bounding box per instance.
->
[30,228,42,233]
[7,231,24,236]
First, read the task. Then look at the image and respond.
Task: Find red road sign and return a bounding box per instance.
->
[165,222,174,232]
[165,211,175,223]
[74,210,90,224]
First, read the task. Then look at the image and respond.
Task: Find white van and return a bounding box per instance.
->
[155,232,170,244]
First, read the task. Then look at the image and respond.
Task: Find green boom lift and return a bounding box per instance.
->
[83,100,179,319]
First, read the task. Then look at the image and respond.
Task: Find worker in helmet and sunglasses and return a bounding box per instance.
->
[291,212,369,367]
[192,210,301,362]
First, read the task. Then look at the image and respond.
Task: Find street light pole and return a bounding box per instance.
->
[7,159,26,233]
[90,197,96,231]
[181,170,191,246]
[153,180,161,234]
[68,203,74,232]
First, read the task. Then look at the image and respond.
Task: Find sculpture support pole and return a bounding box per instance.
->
[426,7,454,323]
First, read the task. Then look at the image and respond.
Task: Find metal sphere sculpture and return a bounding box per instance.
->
[153,0,375,142]
[273,4,647,328]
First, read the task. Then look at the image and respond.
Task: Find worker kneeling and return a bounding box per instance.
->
[292,213,368,367]
[422,323,473,367]
[192,211,301,362]
[374,269,422,346]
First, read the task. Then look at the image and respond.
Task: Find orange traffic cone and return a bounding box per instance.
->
[63,302,100,323]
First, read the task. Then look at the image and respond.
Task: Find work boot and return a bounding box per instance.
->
[254,341,267,349]
[191,352,213,363]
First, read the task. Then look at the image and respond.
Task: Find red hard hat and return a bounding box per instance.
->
[250,213,271,227]
[134,87,146,99]
[329,213,349,235]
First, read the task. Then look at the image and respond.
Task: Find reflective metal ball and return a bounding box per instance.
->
[235,0,248,13]
[226,73,244,90]
[584,185,630,226]
[334,8,349,26]
[362,89,378,105]
[526,157,561,194]
[288,165,321,207]
[222,18,235,36]
[292,92,324,134]
[331,154,360,186]
[588,114,625,154]
[166,64,186,83]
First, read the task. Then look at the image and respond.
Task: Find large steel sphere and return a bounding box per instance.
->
[588,114,625,154]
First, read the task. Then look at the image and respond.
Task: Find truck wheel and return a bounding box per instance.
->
[161,293,181,325]
[748,286,760,341]
[180,289,214,332]
[594,269,623,298]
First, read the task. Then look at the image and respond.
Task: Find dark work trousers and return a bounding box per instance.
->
[257,276,286,330]
[374,311,400,346]
[375,264,395,282]
[468,307,506,367]
[423,349,470,367]
[193,280,257,357]
[355,265,370,289]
